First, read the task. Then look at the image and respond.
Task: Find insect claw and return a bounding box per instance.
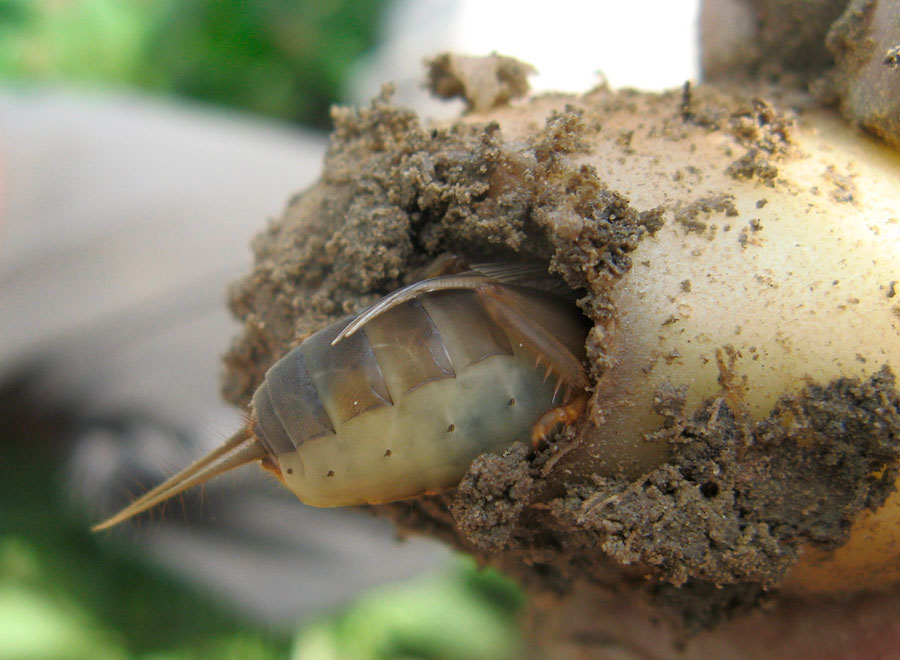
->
[543,365,552,383]
[552,377,563,402]
[531,430,548,450]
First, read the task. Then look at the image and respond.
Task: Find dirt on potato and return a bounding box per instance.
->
[223,75,900,633]
[702,0,900,150]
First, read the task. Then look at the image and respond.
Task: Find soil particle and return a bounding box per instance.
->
[683,89,794,187]
[681,86,795,153]
[726,149,779,184]
[426,52,536,114]
[723,98,793,185]
[224,87,645,404]
[727,98,793,155]
[886,44,900,67]
[580,368,899,585]
[673,195,739,234]
[823,164,858,203]
[450,443,536,553]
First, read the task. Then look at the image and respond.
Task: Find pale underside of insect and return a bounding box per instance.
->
[93,264,591,531]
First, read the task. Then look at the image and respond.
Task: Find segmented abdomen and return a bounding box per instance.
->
[251,287,585,506]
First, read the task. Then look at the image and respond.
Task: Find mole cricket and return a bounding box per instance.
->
[94,263,591,531]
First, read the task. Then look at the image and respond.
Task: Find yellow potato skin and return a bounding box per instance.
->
[467,89,900,592]
[783,492,900,593]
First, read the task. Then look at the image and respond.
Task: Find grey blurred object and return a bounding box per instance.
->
[700,0,900,151]
[0,87,447,626]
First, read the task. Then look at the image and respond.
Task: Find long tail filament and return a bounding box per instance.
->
[92,427,266,531]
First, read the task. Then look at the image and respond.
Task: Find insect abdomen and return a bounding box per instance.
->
[252,287,584,506]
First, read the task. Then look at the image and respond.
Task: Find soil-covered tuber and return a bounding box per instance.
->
[223,69,900,638]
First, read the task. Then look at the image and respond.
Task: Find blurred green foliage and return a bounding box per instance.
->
[0,0,387,128]
[292,559,525,660]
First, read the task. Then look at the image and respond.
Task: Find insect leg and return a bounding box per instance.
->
[530,392,587,448]
[475,282,590,447]
[474,283,590,390]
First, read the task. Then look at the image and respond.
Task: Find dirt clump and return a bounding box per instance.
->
[447,368,900,631]
[426,52,536,113]
[224,86,646,406]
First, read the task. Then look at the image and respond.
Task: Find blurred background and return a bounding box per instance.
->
[0,1,698,658]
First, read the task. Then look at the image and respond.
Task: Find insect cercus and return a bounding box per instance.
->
[93,263,590,531]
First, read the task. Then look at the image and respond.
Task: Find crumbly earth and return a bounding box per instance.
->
[701,0,900,149]
[223,78,900,633]
[223,85,653,405]
[824,0,900,149]
[426,52,536,113]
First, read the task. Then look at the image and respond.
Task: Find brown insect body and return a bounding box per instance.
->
[93,265,590,530]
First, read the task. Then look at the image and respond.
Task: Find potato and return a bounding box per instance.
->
[225,77,900,628]
[570,94,900,593]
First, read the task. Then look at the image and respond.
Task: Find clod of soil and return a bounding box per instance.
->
[426,52,536,113]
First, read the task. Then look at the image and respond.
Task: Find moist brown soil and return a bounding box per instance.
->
[223,80,900,633]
